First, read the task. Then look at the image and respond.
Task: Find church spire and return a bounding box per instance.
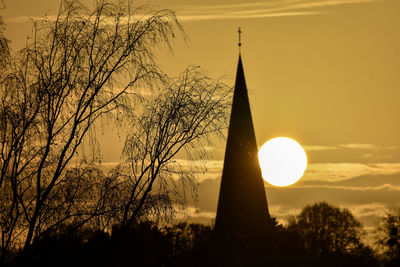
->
[215,35,272,241]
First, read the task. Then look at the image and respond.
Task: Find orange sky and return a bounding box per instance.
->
[2,0,400,237]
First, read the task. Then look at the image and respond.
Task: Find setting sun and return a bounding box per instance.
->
[258,137,308,187]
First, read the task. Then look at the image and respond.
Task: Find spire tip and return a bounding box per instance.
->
[237,27,242,52]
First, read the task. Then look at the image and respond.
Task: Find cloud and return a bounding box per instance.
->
[268,204,303,223]
[4,0,384,25]
[338,143,379,150]
[165,159,223,182]
[4,16,33,23]
[304,145,338,151]
[301,173,400,188]
[174,159,222,167]
[266,183,400,208]
[304,143,393,152]
[175,0,383,21]
[177,11,322,22]
[184,207,215,220]
[304,163,400,182]
[344,202,388,219]
[293,183,400,191]
[174,206,216,224]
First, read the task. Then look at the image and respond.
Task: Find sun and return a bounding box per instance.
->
[258,137,308,187]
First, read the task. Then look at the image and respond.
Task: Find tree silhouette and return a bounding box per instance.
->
[0,1,231,263]
[288,202,364,259]
[0,0,182,260]
[375,208,400,266]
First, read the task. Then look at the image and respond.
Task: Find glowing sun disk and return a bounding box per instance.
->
[258,137,308,187]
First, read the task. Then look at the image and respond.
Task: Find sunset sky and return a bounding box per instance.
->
[2,0,400,237]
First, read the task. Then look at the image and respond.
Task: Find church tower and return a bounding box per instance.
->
[215,30,271,241]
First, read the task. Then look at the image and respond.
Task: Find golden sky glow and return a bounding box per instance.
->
[2,0,400,236]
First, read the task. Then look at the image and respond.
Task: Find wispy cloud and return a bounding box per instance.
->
[174,159,223,172]
[268,204,302,223]
[4,16,33,23]
[304,145,339,151]
[175,0,384,21]
[175,206,216,224]
[177,11,321,22]
[345,202,388,217]
[305,163,400,182]
[4,0,385,24]
[304,143,393,152]
[293,183,400,191]
[338,143,379,150]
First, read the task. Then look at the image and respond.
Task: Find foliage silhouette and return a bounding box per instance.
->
[288,202,377,266]
[375,208,400,266]
[8,221,214,267]
[289,202,364,255]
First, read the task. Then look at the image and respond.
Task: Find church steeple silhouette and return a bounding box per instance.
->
[215,32,271,241]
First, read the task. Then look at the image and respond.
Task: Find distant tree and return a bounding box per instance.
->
[109,221,172,266]
[288,202,364,258]
[163,222,213,257]
[268,217,307,266]
[16,224,109,267]
[163,222,215,265]
[375,208,400,265]
[0,0,182,261]
[12,221,216,266]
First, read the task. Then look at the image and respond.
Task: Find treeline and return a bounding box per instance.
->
[3,202,400,267]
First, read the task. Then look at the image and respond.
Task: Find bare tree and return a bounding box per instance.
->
[104,67,231,228]
[0,0,182,260]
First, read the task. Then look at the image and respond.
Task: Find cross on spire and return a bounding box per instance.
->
[238,27,242,52]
